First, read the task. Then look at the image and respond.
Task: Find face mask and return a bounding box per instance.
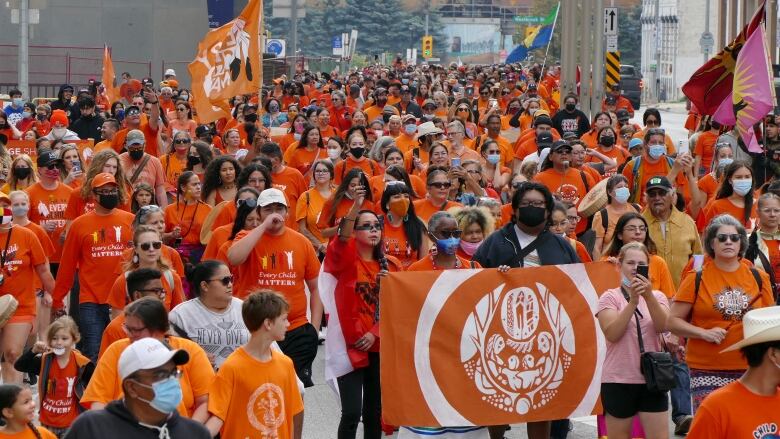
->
[11,205,28,217]
[404,124,417,135]
[22,111,31,119]
[374,129,384,139]
[350,147,365,158]
[129,149,144,161]
[565,103,576,112]
[460,239,482,256]
[52,127,67,138]
[732,178,752,196]
[13,98,23,107]
[516,205,546,227]
[435,236,460,255]
[293,133,301,141]
[621,276,632,287]
[186,155,200,167]
[52,347,66,356]
[600,136,615,147]
[12,167,31,180]
[97,193,119,210]
[388,198,410,217]
[613,187,631,204]
[718,158,733,168]
[487,154,500,165]
[269,103,280,112]
[179,94,189,101]
[116,109,125,119]
[134,376,183,414]
[528,108,537,116]
[648,144,665,160]
[36,114,47,121]
[327,148,341,160]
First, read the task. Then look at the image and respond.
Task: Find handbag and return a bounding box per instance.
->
[623,287,677,393]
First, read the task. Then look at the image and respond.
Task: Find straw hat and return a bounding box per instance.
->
[721,306,780,352]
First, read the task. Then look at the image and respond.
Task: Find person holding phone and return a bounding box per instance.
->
[317,168,374,239]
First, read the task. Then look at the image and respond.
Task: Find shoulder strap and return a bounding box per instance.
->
[163,269,174,290]
[631,156,642,202]
[754,251,778,302]
[692,269,703,319]
[514,232,550,267]
[129,154,151,185]
[631,203,641,212]
[579,170,590,192]
[599,207,608,231]
[470,260,477,269]
[750,267,763,293]
[306,191,311,207]
[621,286,645,353]
[40,353,53,403]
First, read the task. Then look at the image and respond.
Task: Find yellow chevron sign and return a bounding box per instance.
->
[606,51,620,87]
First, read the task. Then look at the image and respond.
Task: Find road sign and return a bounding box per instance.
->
[513,16,546,23]
[273,0,306,18]
[606,34,618,52]
[332,36,343,56]
[604,7,618,36]
[699,31,715,53]
[266,39,286,57]
[606,51,621,87]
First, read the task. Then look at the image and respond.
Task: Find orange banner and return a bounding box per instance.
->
[188,0,263,123]
[6,139,95,164]
[380,262,619,426]
[101,45,119,103]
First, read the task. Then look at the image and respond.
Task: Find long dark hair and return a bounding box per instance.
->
[328,168,372,225]
[187,140,214,171]
[187,260,228,298]
[0,384,42,439]
[715,160,754,226]
[297,125,324,149]
[380,181,425,254]
[230,202,260,240]
[238,163,272,189]
[201,155,242,202]
[604,212,657,257]
[385,165,420,199]
[176,171,199,204]
[356,209,386,263]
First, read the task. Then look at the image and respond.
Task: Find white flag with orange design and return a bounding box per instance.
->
[380,262,618,426]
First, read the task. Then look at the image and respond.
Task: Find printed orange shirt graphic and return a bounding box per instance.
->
[380,263,618,426]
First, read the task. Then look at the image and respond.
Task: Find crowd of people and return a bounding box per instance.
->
[0,57,777,439]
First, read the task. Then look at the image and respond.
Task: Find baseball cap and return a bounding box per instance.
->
[125,129,146,147]
[257,188,288,207]
[195,125,212,137]
[118,337,189,380]
[37,148,63,168]
[534,115,553,127]
[551,140,572,152]
[646,176,673,191]
[0,193,10,204]
[628,138,644,150]
[616,108,630,121]
[164,68,177,77]
[91,172,117,189]
[536,132,554,147]
[401,114,417,123]
[422,99,436,109]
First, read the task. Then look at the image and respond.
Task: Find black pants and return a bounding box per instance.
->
[337,352,381,439]
[277,323,318,387]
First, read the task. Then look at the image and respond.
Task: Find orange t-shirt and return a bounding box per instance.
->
[333,157,382,185]
[164,201,213,245]
[702,198,758,231]
[210,202,235,230]
[283,146,329,176]
[0,225,47,317]
[52,210,135,308]
[271,166,308,231]
[295,188,327,246]
[316,197,374,231]
[0,426,56,439]
[231,228,320,329]
[23,222,55,292]
[697,173,720,203]
[412,198,463,224]
[159,153,187,193]
[202,224,233,261]
[687,381,780,439]
[276,132,299,152]
[112,122,160,157]
[382,221,423,269]
[621,155,690,205]
[586,145,630,169]
[534,167,595,207]
[26,182,73,263]
[674,262,773,370]
[693,131,719,172]
[394,133,417,154]
[81,336,214,417]
[38,353,81,428]
[98,313,126,359]
[106,270,184,311]
[63,186,132,221]
[208,348,303,439]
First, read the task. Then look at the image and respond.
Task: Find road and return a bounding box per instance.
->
[302,105,688,438]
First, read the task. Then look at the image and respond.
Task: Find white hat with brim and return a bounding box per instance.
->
[415,121,444,139]
[119,337,189,380]
[257,188,288,208]
[721,306,780,352]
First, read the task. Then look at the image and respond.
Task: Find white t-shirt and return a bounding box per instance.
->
[513,225,541,267]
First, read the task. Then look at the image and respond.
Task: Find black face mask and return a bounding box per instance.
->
[382,113,392,124]
[97,193,119,210]
[129,149,144,161]
[244,113,258,123]
[565,103,576,112]
[351,147,365,158]
[600,136,616,147]
[516,206,546,227]
[12,167,31,180]
[187,155,201,167]
[36,114,46,121]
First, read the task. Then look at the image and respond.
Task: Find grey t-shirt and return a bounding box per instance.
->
[169,297,249,369]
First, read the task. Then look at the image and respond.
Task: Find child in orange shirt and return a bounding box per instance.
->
[14,317,93,438]
[0,384,57,438]
[205,291,303,439]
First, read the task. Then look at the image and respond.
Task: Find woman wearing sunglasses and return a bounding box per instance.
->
[668,214,774,414]
[322,208,402,439]
[317,168,374,239]
[160,131,193,201]
[413,166,462,224]
[107,226,184,319]
[128,203,184,277]
[202,188,259,261]
[168,101,196,138]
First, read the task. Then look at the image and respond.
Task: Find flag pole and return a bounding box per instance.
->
[540,2,561,75]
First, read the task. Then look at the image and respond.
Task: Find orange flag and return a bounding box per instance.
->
[101,45,119,103]
[189,0,263,123]
[380,262,619,426]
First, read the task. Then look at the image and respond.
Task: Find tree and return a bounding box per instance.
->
[617,4,642,67]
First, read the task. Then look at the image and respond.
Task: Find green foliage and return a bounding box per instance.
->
[617,4,642,67]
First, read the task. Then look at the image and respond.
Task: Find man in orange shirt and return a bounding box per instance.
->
[364,87,389,124]
[205,291,303,439]
[53,173,134,361]
[94,118,120,154]
[394,114,418,153]
[111,90,160,157]
[119,129,168,209]
[601,83,635,117]
[386,82,402,106]
[226,188,322,387]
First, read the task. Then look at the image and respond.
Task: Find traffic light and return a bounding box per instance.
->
[422,35,433,59]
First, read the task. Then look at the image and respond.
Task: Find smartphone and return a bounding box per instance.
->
[451,157,461,167]
[636,265,649,279]
[489,98,498,109]
[465,86,474,97]
[413,148,420,159]
[677,138,690,155]
[73,161,81,172]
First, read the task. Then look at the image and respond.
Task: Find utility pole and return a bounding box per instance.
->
[592,0,605,115]
[289,0,298,78]
[704,0,710,63]
[560,0,577,101]
[653,0,661,103]
[18,0,29,99]
[580,0,593,118]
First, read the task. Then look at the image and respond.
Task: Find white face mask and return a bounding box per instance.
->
[52,347,66,356]
[327,149,341,160]
[52,127,67,137]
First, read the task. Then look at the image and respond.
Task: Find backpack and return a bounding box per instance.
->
[599,204,642,231]
[629,155,676,203]
[692,267,763,319]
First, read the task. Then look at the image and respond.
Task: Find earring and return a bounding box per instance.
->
[132,253,139,264]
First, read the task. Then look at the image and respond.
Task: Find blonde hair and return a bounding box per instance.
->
[7,154,38,190]
[618,241,650,262]
[125,226,171,272]
[7,190,28,203]
[47,316,81,344]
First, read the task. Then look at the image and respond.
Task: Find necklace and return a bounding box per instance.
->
[429,252,460,270]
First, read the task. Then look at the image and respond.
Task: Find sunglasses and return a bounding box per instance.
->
[429,182,452,189]
[435,229,462,239]
[126,109,140,116]
[177,108,187,111]
[716,233,741,243]
[174,139,190,144]
[355,223,383,231]
[237,198,258,208]
[208,275,234,286]
[138,241,162,251]
[456,107,469,112]
[139,204,161,213]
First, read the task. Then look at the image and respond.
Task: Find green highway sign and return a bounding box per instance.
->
[513,16,545,23]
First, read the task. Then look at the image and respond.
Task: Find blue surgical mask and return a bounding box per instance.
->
[13,98,23,107]
[21,111,31,119]
[732,178,752,196]
[718,158,733,168]
[405,123,417,135]
[487,153,501,165]
[648,144,665,159]
[621,276,632,287]
[134,376,183,414]
[613,187,631,204]
[435,237,460,255]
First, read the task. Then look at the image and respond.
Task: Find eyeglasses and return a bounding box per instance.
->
[429,182,452,189]
[236,198,258,208]
[645,119,659,126]
[139,204,161,213]
[646,189,669,198]
[43,164,58,170]
[647,128,665,136]
[716,233,741,243]
[566,215,580,223]
[174,139,190,144]
[518,200,546,208]
[456,107,469,112]
[95,189,119,196]
[139,241,162,251]
[138,287,165,295]
[434,229,463,239]
[208,275,234,286]
[177,108,187,112]
[624,226,648,233]
[354,223,383,231]
[126,109,140,116]
[123,323,147,334]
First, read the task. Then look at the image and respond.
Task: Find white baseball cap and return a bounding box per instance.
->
[257,188,288,207]
[118,337,189,380]
[164,68,177,77]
